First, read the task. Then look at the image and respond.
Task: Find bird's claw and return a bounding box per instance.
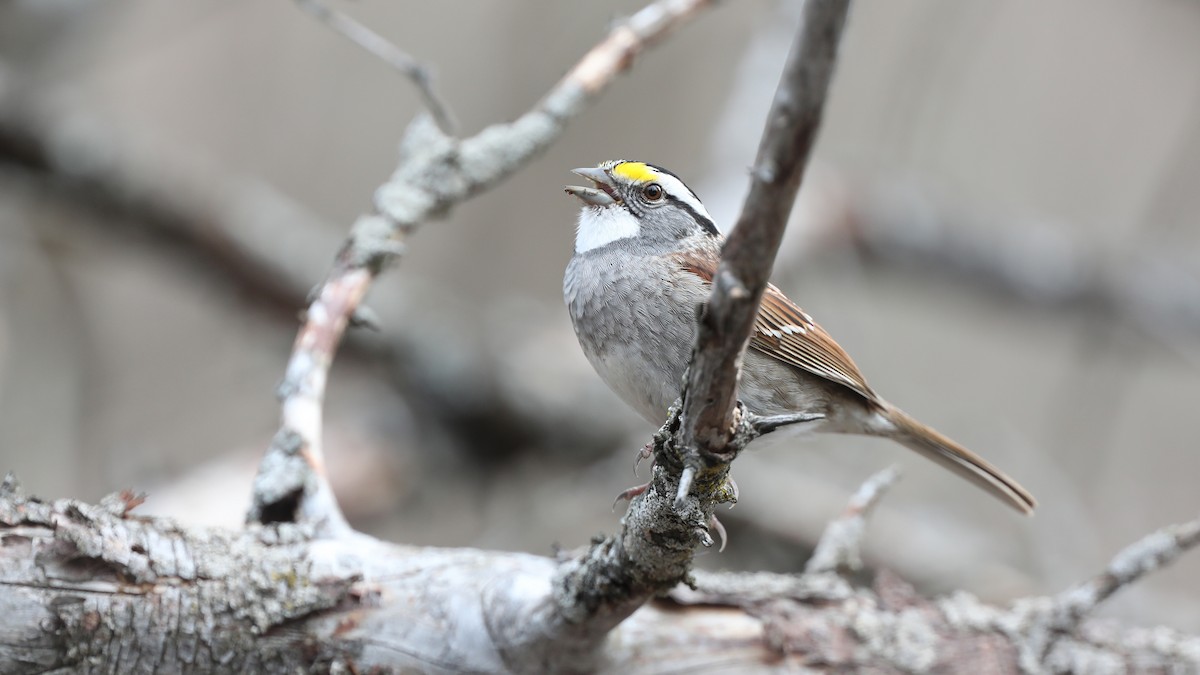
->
[611,481,651,511]
[633,442,654,476]
[708,513,728,552]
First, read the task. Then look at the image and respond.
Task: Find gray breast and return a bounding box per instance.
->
[563,247,704,424]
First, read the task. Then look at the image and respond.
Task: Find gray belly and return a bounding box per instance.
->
[564,251,697,424]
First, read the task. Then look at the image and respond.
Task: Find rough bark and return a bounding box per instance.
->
[1,478,1196,673]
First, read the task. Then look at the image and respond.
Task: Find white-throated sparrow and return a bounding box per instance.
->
[563,160,1035,514]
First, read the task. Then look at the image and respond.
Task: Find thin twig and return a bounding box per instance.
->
[935,513,1200,672]
[804,466,900,575]
[1048,514,1200,631]
[295,0,458,135]
[247,0,717,540]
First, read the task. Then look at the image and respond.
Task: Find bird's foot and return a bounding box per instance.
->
[614,439,662,506]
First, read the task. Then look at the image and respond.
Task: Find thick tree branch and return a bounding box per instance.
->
[2,476,1196,672]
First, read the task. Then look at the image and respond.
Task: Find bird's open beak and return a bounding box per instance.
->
[564,167,619,206]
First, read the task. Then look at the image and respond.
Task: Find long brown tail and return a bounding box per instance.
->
[880,405,1036,515]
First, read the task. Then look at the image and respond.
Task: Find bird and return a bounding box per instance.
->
[562,160,1036,514]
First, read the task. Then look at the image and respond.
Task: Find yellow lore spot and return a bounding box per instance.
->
[610,161,658,183]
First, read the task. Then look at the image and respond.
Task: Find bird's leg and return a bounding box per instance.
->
[749,411,825,436]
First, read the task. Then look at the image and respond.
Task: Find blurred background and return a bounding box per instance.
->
[1,0,1198,633]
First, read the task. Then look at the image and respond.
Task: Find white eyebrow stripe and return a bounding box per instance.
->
[654,173,714,223]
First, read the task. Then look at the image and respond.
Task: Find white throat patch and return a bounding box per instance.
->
[574,206,640,253]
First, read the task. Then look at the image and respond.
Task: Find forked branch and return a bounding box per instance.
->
[245,0,718,535]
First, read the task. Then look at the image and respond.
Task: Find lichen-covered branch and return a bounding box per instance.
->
[1047,515,1200,632]
[245,0,718,534]
[2,477,1196,673]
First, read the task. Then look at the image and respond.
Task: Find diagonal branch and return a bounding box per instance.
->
[681,0,851,463]
[246,0,718,534]
[1047,514,1200,631]
[547,0,853,669]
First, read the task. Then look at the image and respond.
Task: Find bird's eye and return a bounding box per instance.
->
[643,183,664,201]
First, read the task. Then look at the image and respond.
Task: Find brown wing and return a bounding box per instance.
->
[752,284,877,401]
[678,246,877,402]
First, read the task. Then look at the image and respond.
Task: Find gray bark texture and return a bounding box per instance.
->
[1,477,1197,673]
